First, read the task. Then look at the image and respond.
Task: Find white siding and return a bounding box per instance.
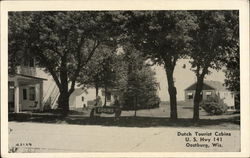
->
[219,91,234,107]
[19,84,40,110]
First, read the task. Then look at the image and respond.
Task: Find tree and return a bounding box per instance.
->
[224,53,240,109]
[78,45,120,106]
[8,12,33,75]
[8,11,121,115]
[125,11,197,119]
[223,11,240,109]
[188,11,239,121]
[119,44,160,116]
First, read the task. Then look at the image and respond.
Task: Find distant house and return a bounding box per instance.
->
[69,88,87,110]
[69,88,116,109]
[184,80,235,109]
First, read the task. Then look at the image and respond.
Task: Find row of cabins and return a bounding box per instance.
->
[8,57,237,113]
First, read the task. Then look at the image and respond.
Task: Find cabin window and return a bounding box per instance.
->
[23,89,27,100]
[106,92,111,102]
[206,92,212,95]
[29,58,35,67]
[231,93,234,98]
[23,58,35,67]
[187,92,193,99]
[29,87,36,101]
[24,59,29,66]
[82,97,84,102]
[9,88,15,108]
[206,91,212,99]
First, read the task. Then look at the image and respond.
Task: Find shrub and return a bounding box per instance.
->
[201,95,228,115]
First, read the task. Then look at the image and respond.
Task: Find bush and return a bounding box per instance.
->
[201,95,228,115]
[121,96,160,110]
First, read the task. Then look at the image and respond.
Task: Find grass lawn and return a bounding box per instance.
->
[9,101,240,130]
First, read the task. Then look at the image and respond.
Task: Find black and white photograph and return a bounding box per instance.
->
[1,0,249,157]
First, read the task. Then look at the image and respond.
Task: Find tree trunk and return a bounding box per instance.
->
[104,84,107,107]
[95,84,99,102]
[193,76,205,121]
[58,89,69,116]
[165,67,178,120]
[235,93,240,110]
[134,96,137,117]
[59,64,70,116]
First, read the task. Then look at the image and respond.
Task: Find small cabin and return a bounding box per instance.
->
[184,81,235,109]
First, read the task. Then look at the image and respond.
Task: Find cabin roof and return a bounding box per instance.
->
[71,88,85,97]
[9,74,47,81]
[185,80,227,91]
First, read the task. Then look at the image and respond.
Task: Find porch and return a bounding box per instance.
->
[8,74,47,113]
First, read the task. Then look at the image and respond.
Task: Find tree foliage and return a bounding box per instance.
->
[8,11,123,115]
[222,11,240,92]
[120,44,160,112]
[222,11,240,109]
[116,43,160,111]
[78,44,121,106]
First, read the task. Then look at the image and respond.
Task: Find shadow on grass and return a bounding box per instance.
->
[9,113,240,129]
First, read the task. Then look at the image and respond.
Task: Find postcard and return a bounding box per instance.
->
[1,0,249,157]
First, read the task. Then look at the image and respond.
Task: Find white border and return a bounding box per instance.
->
[1,0,249,157]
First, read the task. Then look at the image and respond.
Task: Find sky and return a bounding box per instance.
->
[152,59,226,101]
[36,57,226,102]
